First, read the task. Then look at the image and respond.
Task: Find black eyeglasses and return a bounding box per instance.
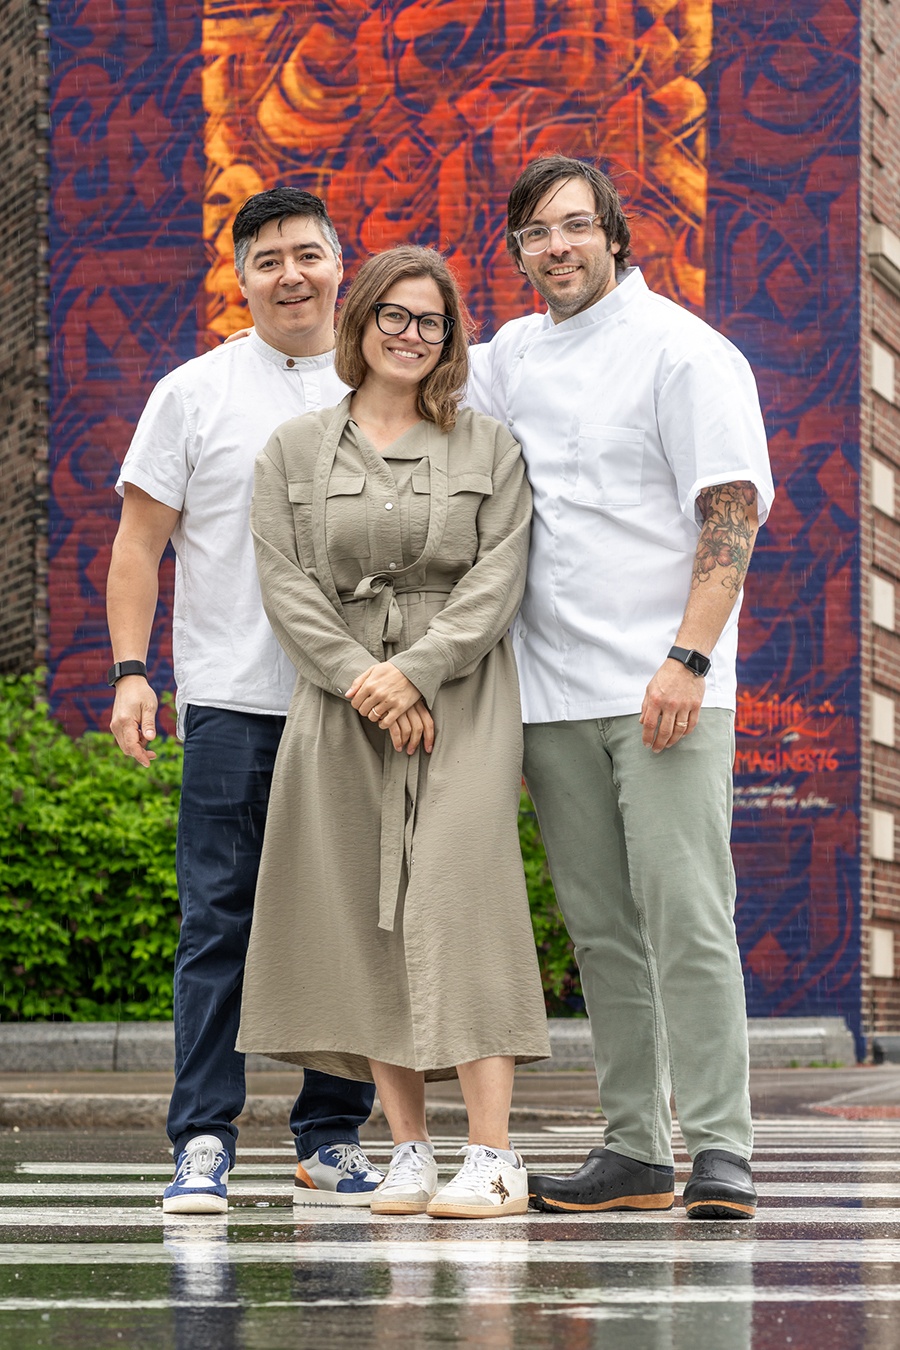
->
[372,303,455,344]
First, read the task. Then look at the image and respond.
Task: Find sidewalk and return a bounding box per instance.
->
[1,1064,899,1130]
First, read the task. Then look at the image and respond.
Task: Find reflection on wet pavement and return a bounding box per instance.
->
[0,1120,898,1347]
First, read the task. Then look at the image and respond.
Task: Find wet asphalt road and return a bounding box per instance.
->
[0,1107,899,1350]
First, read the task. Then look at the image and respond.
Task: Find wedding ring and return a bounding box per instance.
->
[675,720,689,728]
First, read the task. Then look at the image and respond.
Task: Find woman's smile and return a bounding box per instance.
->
[361,275,447,386]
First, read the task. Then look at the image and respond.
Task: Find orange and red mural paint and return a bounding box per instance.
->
[203,0,712,338]
[48,0,863,1041]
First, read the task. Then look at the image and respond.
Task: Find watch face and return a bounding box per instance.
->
[686,651,711,677]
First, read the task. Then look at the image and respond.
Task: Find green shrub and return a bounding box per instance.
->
[0,672,182,1020]
[0,673,583,1020]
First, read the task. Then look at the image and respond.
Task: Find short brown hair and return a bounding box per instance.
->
[335,247,473,434]
[506,155,631,273]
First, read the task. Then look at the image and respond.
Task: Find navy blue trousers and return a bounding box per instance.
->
[168,704,375,1165]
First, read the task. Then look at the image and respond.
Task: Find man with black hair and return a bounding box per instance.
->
[470,155,774,1221]
[106,187,381,1213]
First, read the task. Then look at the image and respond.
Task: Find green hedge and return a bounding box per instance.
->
[0,673,582,1020]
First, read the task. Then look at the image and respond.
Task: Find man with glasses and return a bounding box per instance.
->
[469,155,773,1219]
[106,187,382,1213]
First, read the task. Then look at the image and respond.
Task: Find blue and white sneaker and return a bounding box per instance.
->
[294,1143,384,1206]
[163,1135,230,1214]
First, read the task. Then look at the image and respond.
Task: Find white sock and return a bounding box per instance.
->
[479,1145,519,1166]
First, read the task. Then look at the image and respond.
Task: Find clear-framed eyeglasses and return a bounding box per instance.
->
[372,303,455,344]
[512,214,602,256]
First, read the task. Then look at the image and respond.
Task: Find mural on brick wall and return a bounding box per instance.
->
[48,0,862,1041]
[705,2,862,1047]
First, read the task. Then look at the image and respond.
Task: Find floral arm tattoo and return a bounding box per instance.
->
[694,481,758,600]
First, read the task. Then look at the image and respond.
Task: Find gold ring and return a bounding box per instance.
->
[676,720,689,728]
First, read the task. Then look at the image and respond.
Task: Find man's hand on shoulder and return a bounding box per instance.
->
[109,676,159,767]
[640,660,704,753]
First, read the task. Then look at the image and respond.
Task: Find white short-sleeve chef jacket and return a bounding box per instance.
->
[468,268,774,723]
[117,331,349,729]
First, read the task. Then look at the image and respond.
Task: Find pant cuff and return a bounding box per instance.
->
[172,1127,237,1167]
[295,1129,361,1160]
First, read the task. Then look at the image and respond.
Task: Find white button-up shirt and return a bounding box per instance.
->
[468,268,774,723]
[117,331,349,728]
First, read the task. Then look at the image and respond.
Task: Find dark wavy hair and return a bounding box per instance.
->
[232,187,341,279]
[506,155,631,273]
[335,247,474,434]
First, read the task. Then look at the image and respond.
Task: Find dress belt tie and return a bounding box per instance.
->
[341,575,455,933]
[352,573,404,649]
[342,578,456,668]
[374,744,419,933]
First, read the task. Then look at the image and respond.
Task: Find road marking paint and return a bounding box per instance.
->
[0,1285,899,1315]
[1,1238,900,1265]
[17,1157,900,1176]
[0,1205,896,1229]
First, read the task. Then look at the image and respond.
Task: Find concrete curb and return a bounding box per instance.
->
[0,1095,598,1131]
[0,1017,859,1073]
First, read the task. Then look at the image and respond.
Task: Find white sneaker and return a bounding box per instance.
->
[427,1145,528,1219]
[371,1142,439,1215]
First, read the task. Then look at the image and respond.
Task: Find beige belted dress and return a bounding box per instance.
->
[236,396,551,1081]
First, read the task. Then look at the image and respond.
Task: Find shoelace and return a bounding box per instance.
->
[177,1143,224,1180]
[453,1144,512,1187]
[328,1143,374,1178]
[384,1145,431,1188]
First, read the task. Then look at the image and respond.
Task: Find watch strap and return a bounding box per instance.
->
[107,660,148,686]
[667,646,711,678]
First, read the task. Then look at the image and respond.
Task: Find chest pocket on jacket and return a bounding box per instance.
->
[574,426,644,508]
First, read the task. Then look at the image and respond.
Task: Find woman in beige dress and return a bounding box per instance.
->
[238,246,550,1218]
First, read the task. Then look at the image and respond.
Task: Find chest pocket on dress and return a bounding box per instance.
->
[574,426,644,508]
[287,480,316,570]
[408,469,493,562]
[406,469,433,559]
[288,475,368,569]
[323,473,368,561]
[445,472,493,562]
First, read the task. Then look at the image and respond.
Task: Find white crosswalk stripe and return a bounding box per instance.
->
[0,1118,898,1341]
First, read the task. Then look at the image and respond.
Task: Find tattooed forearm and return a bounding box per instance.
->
[693,481,758,600]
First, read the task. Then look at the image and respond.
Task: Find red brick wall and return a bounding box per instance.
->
[872,0,900,225]
[0,0,49,673]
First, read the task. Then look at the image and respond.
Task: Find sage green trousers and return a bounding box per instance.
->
[523,710,752,1166]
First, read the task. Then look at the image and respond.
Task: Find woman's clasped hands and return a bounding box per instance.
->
[346,662,435,755]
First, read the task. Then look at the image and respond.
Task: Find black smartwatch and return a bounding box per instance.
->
[106,660,148,686]
[667,646,711,678]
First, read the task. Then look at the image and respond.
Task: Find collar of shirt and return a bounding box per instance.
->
[248,329,337,372]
